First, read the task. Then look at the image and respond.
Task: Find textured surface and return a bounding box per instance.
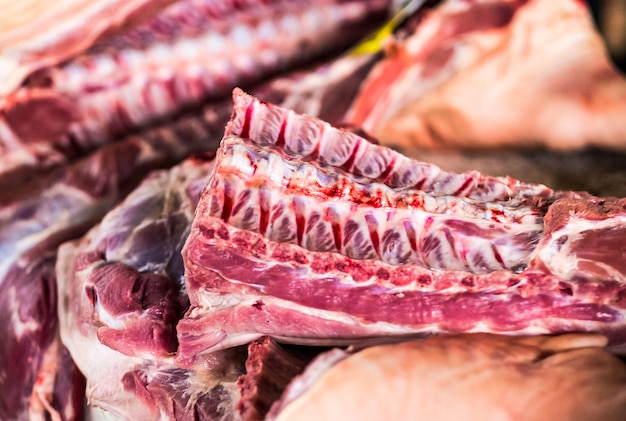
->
[0,0,176,94]
[180,91,626,360]
[57,156,250,420]
[0,0,389,196]
[0,98,227,419]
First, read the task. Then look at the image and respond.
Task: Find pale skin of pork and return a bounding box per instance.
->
[349,0,626,151]
[272,334,626,421]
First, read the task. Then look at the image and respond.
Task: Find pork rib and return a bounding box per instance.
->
[0,0,390,192]
[179,90,626,361]
[0,0,176,95]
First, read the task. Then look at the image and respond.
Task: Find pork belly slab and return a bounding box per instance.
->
[179,89,626,361]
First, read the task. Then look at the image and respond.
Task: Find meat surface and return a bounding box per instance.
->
[266,334,626,421]
[179,90,626,362]
[0,95,230,419]
[236,337,318,421]
[348,0,626,151]
[0,0,176,95]
[0,0,390,193]
[1,97,230,207]
[56,154,325,420]
[0,251,85,421]
[56,156,252,420]
[1,1,624,417]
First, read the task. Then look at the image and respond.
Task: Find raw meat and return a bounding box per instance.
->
[0,251,85,421]
[0,98,228,419]
[0,0,390,193]
[0,96,228,203]
[179,90,626,362]
[236,337,318,421]
[0,0,176,95]
[56,156,252,420]
[266,334,626,421]
[347,0,626,151]
[58,154,214,359]
[56,157,315,420]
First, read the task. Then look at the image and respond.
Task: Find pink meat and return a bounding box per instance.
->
[55,157,248,420]
[266,334,626,421]
[0,97,230,420]
[178,90,626,362]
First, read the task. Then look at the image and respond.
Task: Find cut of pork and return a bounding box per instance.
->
[56,156,251,420]
[236,337,320,421]
[0,98,228,419]
[347,0,626,151]
[57,155,214,361]
[0,251,85,421]
[266,334,626,421]
[0,0,176,95]
[0,0,391,192]
[57,157,322,420]
[179,90,626,361]
[0,94,230,203]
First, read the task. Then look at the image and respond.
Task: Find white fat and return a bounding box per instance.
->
[196,292,429,338]
[280,13,299,35]
[85,406,124,421]
[94,299,124,330]
[230,23,251,50]
[537,214,626,282]
[256,19,276,43]
[202,32,225,55]
[7,286,40,338]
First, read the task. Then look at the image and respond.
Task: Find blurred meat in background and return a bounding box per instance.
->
[591,0,626,73]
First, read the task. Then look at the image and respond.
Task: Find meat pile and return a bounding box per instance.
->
[0,0,391,419]
[1,0,626,420]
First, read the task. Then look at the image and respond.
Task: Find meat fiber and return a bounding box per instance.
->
[56,156,253,420]
[56,155,323,420]
[179,90,626,362]
[347,0,626,151]
[0,251,85,421]
[236,337,319,421]
[0,0,390,193]
[266,334,626,421]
